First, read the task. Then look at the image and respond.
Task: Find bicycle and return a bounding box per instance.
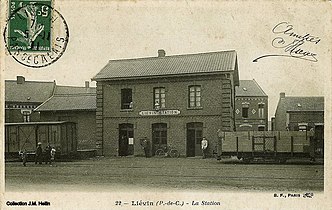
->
[155,145,180,158]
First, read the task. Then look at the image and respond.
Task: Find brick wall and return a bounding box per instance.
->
[99,74,236,157]
[288,111,324,130]
[96,82,104,155]
[40,111,96,150]
[102,77,226,118]
[103,116,222,157]
[5,108,41,123]
[235,96,268,131]
[274,98,287,131]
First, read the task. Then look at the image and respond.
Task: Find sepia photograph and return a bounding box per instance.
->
[1,0,331,209]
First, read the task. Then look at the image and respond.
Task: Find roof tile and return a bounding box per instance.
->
[283,97,324,111]
[94,50,237,80]
[35,85,96,111]
[236,80,267,97]
[5,80,55,103]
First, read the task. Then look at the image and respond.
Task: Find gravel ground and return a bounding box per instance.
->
[5,157,324,192]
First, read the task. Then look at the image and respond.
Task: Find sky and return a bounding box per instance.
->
[3,0,330,119]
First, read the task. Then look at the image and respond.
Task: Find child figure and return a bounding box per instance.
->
[19,149,27,166]
[50,147,56,166]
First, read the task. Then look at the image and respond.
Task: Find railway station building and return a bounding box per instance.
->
[234,79,268,131]
[93,50,239,157]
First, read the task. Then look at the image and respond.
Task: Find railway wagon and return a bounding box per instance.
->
[5,121,77,160]
[216,130,322,162]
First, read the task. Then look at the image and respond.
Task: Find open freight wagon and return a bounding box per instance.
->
[216,130,323,163]
[5,121,77,160]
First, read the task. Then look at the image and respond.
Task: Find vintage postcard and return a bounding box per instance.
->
[1,0,331,209]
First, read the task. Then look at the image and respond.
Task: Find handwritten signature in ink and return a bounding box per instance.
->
[253,22,320,62]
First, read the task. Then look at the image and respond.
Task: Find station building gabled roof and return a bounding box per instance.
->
[93,50,239,84]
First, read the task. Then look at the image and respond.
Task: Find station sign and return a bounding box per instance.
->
[139,110,180,116]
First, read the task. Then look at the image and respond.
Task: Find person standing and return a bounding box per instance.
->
[45,144,51,164]
[19,149,27,166]
[35,142,43,164]
[50,146,56,166]
[140,138,150,158]
[201,137,208,159]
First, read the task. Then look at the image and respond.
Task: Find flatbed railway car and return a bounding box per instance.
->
[5,121,77,160]
[216,129,323,163]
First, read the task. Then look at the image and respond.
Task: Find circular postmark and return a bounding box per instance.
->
[3,3,69,68]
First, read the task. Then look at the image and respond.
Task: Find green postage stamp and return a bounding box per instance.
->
[4,0,69,68]
[8,0,52,52]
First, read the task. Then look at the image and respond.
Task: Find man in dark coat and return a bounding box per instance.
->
[35,142,43,164]
[45,144,52,164]
[140,138,150,158]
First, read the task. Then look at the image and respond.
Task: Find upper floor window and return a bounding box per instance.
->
[188,85,201,108]
[242,103,249,118]
[121,89,133,109]
[258,103,265,118]
[154,87,165,109]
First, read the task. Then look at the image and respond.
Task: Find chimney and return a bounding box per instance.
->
[17,76,25,84]
[158,49,166,57]
[85,81,90,88]
[280,92,285,98]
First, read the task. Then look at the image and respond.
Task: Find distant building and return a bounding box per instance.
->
[35,82,96,150]
[235,80,268,131]
[93,50,239,157]
[5,76,56,123]
[274,92,324,131]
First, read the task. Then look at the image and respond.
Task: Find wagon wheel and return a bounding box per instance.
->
[155,149,165,158]
[169,149,179,158]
